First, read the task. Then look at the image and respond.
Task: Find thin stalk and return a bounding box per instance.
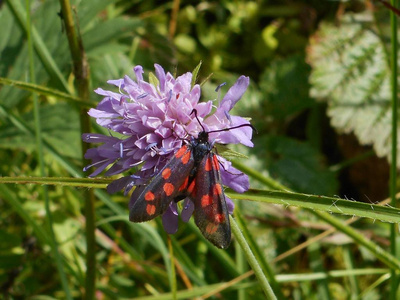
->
[235,201,248,300]
[26,0,72,299]
[234,208,284,299]
[167,236,177,300]
[390,0,399,299]
[58,0,94,299]
[230,216,277,300]
[168,0,180,38]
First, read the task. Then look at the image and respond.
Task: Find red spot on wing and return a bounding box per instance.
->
[201,194,212,207]
[175,145,188,158]
[205,157,212,171]
[188,181,196,195]
[213,183,222,195]
[206,223,218,234]
[163,183,175,196]
[181,151,191,164]
[146,204,156,215]
[162,168,171,179]
[212,155,220,170]
[179,176,189,191]
[215,213,225,223]
[145,191,155,201]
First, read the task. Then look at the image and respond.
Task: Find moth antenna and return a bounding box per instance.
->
[190,109,206,132]
[208,123,258,135]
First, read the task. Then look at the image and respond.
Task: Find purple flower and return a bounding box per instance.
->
[83,64,253,234]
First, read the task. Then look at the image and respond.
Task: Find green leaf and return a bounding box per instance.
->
[260,54,314,119]
[216,144,249,160]
[83,17,143,52]
[149,72,160,92]
[0,253,24,270]
[253,135,338,195]
[0,230,21,250]
[0,103,80,158]
[0,77,90,107]
[308,12,399,166]
[191,61,202,89]
[6,0,70,95]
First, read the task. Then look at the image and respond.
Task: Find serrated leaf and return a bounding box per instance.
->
[308,12,400,167]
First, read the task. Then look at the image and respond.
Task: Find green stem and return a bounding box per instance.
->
[230,216,277,300]
[311,210,400,270]
[234,208,285,299]
[390,0,399,298]
[167,237,177,300]
[235,202,247,300]
[58,0,94,298]
[26,0,72,299]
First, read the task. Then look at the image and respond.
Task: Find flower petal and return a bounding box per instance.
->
[155,64,166,93]
[162,204,179,234]
[225,196,235,214]
[220,75,249,111]
[134,66,144,82]
[219,157,250,193]
[107,176,136,194]
[181,199,194,222]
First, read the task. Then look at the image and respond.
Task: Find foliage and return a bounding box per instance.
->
[308,11,399,167]
[0,0,399,299]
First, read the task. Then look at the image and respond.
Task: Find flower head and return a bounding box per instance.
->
[83,64,253,234]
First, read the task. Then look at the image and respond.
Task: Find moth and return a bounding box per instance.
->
[129,110,253,249]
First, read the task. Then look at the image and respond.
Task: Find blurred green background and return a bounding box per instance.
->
[1,0,398,299]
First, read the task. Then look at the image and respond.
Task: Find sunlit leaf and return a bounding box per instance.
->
[308,12,399,166]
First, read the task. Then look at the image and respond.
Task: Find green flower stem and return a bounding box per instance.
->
[235,202,248,300]
[390,0,399,298]
[5,176,400,223]
[230,188,400,269]
[361,273,391,299]
[230,216,277,300]
[228,189,400,224]
[26,0,72,298]
[311,210,400,270]
[276,268,389,282]
[167,237,177,300]
[58,0,94,298]
[234,208,284,299]
[0,176,110,188]
[0,77,90,108]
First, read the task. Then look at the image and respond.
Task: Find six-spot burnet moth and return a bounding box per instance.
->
[129,109,255,249]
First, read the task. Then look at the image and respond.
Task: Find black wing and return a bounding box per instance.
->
[129,145,195,222]
[191,152,231,249]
